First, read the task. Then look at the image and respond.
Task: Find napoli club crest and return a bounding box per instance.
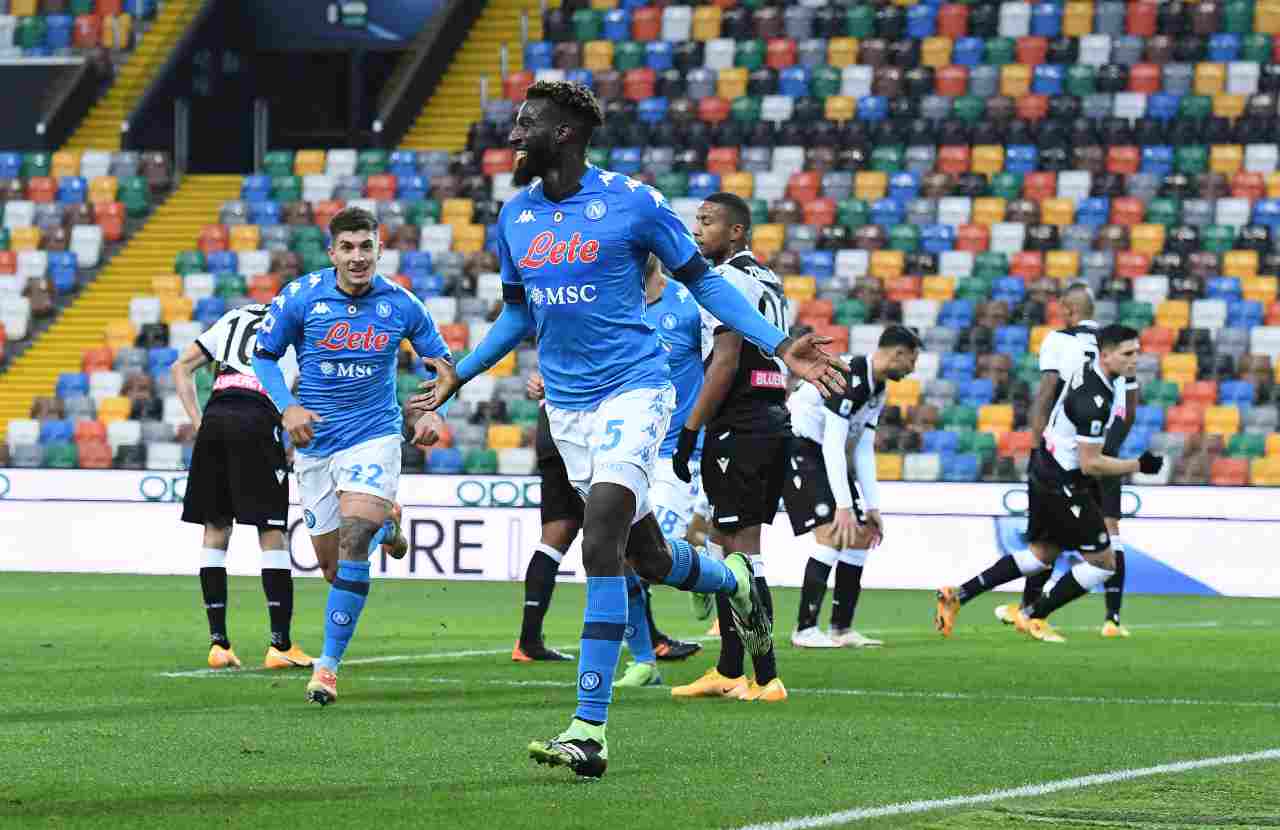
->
[377,301,392,318]
[661,313,677,330]
[585,199,607,221]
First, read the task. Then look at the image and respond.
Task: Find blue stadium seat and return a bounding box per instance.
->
[687,172,720,199]
[402,251,433,273]
[0,152,20,178]
[922,429,959,455]
[249,201,280,225]
[1146,93,1181,121]
[610,147,643,176]
[857,95,888,122]
[241,175,271,200]
[56,372,89,399]
[566,68,593,88]
[941,352,977,382]
[920,224,956,253]
[1030,2,1062,36]
[888,172,920,202]
[195,297,227,325]
[1218,379,1255,408]
[1134,405,1165,431]
[959,378,995,406]
[1119,428,1153,458]
[645,41,672,70]
[1005,145,1038,173]
[1075,197,1110,227]
[939,299,975,328]
[994,325,1029,355]
[603,8,631,40]
[941,453,981,481]
[1206,277,1241,300]
[952,37,984,65]
[1032,64,1064,95]
[40,419,74,444]
[57,177,86,204]
[397,174,428,201]
[779,66,811,97]
[907,4,936,37]
[206,251,237,273]
[427,447,465,474]
[992,277,1026,305]
[389,151,418,178]
[870,198,904,227]
[1227,300,1264,328]
[46,15,73,50]
[1208,33,1240,61]
[412,273,445,298]
[638,96,669,124]
[148,347,178,374]
[524,42,553,71]
[801,251,834,279]
[1140,146,1174,175]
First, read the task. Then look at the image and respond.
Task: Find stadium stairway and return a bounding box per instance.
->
[399,0,551,152]
[63,0,204,152]
[0,175,241,439]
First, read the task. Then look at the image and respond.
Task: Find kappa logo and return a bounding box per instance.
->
[303,509,316,528]
[516,209,535,224]
[309,274,322,287]
[311,302,331,316]
[839,399,853,416]
[273,295,286,309]
[288,281,301,295]
[717,457,729,473]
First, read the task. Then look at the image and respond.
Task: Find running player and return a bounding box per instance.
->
[995,285,1138,637]
[786,326,920,649]
[669,192,793,702]
[414,81,845,777]
[172,303,312,670]
[935,325,1163,641]
[251,206,450,705]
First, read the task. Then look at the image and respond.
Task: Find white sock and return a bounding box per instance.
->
[261,549,290,570]
[1071,560,1116,591]
[534,542,564,564]
[200,547,227,568]
[812,543,838,567]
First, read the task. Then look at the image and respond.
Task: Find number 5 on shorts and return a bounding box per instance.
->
[599,419,624,452]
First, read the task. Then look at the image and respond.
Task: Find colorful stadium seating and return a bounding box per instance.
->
[0,0,157,58]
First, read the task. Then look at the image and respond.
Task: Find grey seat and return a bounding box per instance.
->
[152,371,177,398]
[920,95,952,122]
[459,297,491,318]
[1180,198,1213,227]
[1246,406,1279,433]
[1061,224,1096,252]
[334,175,364,201]
[923,379,957,408]
[454,422,488,449]
[434,252,465,277]
[1215,327,1250,359]
[218,201,249,225]
[64,396,96,420]
[1094,298,1119,325]
[785,224,817,253]
[1126,172,1159,203]
[140,420,175,444]
[1095,4,1126,36]
[797,38,826,68]
[906,198,937,226]
[34,202,64,230]
[1162,63,1193,95]
[1081,251,1114,281]
[923,326,960,353]
[1149,431,1187,459]
[483,99,515,127]
[261,225,291,251]
[11,444,42,468]
[783,5,814,40]
[967,65,998,99]
[494,376,526,400]
[822,171,853,201]
[1135,353,1161,385]
[114,347,148,374]
[417,151,451,178]
[109,151,140,178]
[685,67,716,101]
[1111,34,1143,65]
[905,145,937,174]
[1082,93,1114,121]
[741,146,772,173]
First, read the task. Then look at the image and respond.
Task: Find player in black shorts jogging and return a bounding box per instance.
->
[935,325,1163,642]
[670,192,792,702]
[514,372,700,663]
[997,285,1139,637]
[173,303,314,670]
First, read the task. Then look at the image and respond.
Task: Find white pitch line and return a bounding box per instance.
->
[155,644,579,678]
[727,748,1280,830]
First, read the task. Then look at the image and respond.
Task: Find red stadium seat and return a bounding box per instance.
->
[26,176,55,203]
[503,71,534,102]
[802,198,836,227]
[697,96,730,124]
[998,431,1035,458]
[1015,94,1049,121]
[77,439,112,469]
[312,200,344,229]
[1182,380,1218,407]
[886,276,922,302]
[937,145,971,174]
[937,4,969,37]
[75,419,107,444]
[197,225,228,254]
[1127,0,1158,35]
[365,174,397,200]
[1010,251,1043,279]
[1129,63,1161,93]
[1107,147,1141,175]
[1116,251,1151,278]
[1023,171,1056,201]
[706,147,739,176]
[73,14,102,49]
[623,68,655,101]
[81,345,113,373]
[1166,404,1205,434]
[935,66,969,96]
[1210,457,1249,485]
[766,38,797,68]
[1139,326,1177,354]
[1016,36,1048,65]
[481,149,514,177]
[631,7,661,41]
[1231,171,1265,200]
[955,224,990,252]
[1110,196,1144,225]
[787,171,821,203]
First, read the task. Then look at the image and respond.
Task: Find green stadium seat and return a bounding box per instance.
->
[464,448,499,474]
[22,151,51,178]
[951,95,986,123]
[271,175,301,202]
[15,17,47,50]
[1201,225,1235,254]
[1178,95,1212,121]
[70,0,95,14]
[973,253,1008,280]
[120,176,150,217]
[735,40,765,70]
[747,198,769,225]
[357,149,388,175]
[845,5,874,37]
[301,247,331,273]
[587,148,610,168]
[1174,144,1208,175]
[870,146,904,172]
[838,198,869,228]
[942,405,978,431]
[1064,65,1095,96]
[730,95,761,123]
[290,225,326,250]
[656,171,688,199]
[960,430,997,462]
[811,66,841,98]
[214,274,247,299]
[988,172,1022,200]
[1118,301,1154,329]
[396,373,419,407]
[508,399,540,426]
[834,298,867,325]
[1241,33,1271,62]
[405,200,441,226]
[0,228,9,250]
[263,150,294,177]
[572,8,602,41]
[174,251,205,276]
[983,37,1015,65]
[1145,197,1180,226]
[889,224,920,252]
[956,276,993,302]
[1227,433,1266,458]
[44,442,77,469]
[614,41,644,71]
[1142,380,1179,407]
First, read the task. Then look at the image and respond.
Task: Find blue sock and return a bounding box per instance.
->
[623,572,656,664]
[575,576,627,724]
[317,560,371,672]
[660,537,737,595]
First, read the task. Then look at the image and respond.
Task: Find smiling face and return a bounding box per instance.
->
[329,229,379,294]
[509,99,561,187]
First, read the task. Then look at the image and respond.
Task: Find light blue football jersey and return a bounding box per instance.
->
[496,165,702,410]
[254,268,449,456]
[649,279,704,459]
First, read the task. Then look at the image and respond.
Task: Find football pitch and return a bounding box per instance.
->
[3,573,1278,829]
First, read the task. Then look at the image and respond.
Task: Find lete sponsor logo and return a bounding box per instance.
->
[317,322,391,352]
[517,230,600,269]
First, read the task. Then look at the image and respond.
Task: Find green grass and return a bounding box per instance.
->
[3,574,1278,829]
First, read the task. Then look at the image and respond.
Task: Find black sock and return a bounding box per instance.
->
[261,568,293,651]
[714,592,744,679]
[957,555,1024,605]
[643,583,667,644]
[1104,548,1125,624]
[200,566,229,648]
[1029,570,1089,619]
[796,557,832,630]
[830,562,864,631]
[750,576,778,685]
[1021,569,1051,610]
[519,550,560,647]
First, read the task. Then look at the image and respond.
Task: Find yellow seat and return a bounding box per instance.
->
[1194,62,1226,95]
[1155,299,1191,329]
[876,453,904,481]
[692,6,721,40]
[824,95,856,122]
[51,151,80,179]
[1243,275,1278,304]
[293,150,326,176]
[9,0,37,14]
[978,404,1015,434]
[783,275,817,302]
[101,13,132,49]
[1268,172,1280,198]
[887,378,921,408]
[721,171,754,199]
[1203,405,1240,437]
[1210,144,1244,176]
[1040,198,1075,226]
[970,145,1004,175]
[1267,433,1280,457]
[827,37,859,67]
[870,250,905,280]
[1213,93,1246,119]
[923,275,955,301]
[999,64,1032,97]
[9,227,40,251]
[1260,0,1280,34]
[1045,250,1080,279]
[487,424,523,450]
[971,197,1006,226]
[105,320,135,351]
[1160,352,1197,387]
[97,397,132,425]
[441,197,474,225]
[228,225,261,252]
[583,40,615,71]
[1030,325,1053,354]
[488,351,516,378]
[752,223,785,258]
[89,175,118,203]
[161,296,193,324]
[921,36,952,67]
[151,275,182,298]
[1129,224,1166,256]
[1062,1,1094,35]
[854,171,888,201]
[716,67,748,100]
[1250,456,1280,485]
[452,224,486,254]
[1221,250,1258,280]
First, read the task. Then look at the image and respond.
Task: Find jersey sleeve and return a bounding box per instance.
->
[823,381,856,419]
[403,290,451,360]
[698,266,755,334]
[254,289,303,360]
[633,185,701,273]
[1063,388,1109,443]
[496,205,525,304]
[195,311,235,362]
[1038,331,1068,375]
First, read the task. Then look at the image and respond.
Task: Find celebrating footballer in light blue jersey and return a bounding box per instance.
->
[411,81,847,778]
[252,206,451,708]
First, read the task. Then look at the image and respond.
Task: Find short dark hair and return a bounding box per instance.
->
[525,80,604,141]
[329,206,378,241]
[1098,324,1139,351]
[879,324,922,351]
[703,192,752,232]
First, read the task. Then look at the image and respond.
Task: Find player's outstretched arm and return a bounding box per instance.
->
[408,301,534,412]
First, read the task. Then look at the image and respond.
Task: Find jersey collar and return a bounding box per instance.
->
[1090,358,1117,392]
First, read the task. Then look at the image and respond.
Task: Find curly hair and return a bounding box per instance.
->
[525,80,605,135]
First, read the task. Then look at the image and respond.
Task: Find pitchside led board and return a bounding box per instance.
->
[1,469,1278,598]
[246,0,445,49]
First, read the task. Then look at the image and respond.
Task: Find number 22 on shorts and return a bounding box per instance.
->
[345,464,384,487]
